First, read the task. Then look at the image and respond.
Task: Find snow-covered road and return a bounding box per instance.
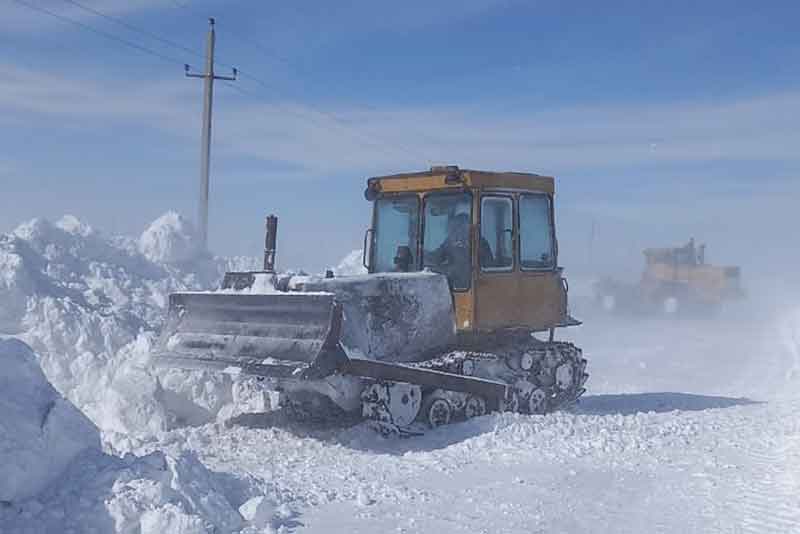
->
[2,216,799,533]
[144,308,800,533]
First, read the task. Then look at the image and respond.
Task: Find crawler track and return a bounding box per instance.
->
[362,339,588,435]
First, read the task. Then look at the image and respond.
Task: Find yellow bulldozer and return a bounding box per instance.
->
[595,238,744,317]
[155,166,587,434]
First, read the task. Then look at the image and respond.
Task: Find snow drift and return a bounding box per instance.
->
[0,214,357,533]
[0,213,258,444]
[0,339,244,532]
[0,338,100,502]
[0,449,245,534]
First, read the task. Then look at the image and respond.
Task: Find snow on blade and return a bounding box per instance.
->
[334,249,367,276]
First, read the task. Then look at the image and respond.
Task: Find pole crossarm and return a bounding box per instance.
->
[184,64,238,80]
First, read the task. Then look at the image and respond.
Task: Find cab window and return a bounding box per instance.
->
[480,195,513,270]
[373,195,419,273]
[519,194,555,270]
[422,192,472,290]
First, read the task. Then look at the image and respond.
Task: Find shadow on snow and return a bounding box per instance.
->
[576,392,760,416]
[225,392,762,456]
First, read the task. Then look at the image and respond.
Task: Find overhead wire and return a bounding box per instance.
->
[61,0,205,62]
[228,72,425,162]
[160,0,432,163]
[12,0,188,67]
[216,80,415,163]
[15,0,430,164]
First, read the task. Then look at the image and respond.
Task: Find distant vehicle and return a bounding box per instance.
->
[154,166,588,434]
[594,238,744,317]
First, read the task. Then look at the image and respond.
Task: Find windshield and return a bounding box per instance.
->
[422,192,472,290]
[372,195,420,273]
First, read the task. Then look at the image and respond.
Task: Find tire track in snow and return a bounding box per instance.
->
[728,436,800,534]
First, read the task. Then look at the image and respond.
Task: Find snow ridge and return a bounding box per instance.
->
[0,213,258,443]
[0,338,100,503]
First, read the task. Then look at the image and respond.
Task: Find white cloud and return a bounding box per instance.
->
[3,62,799,177]
[0,64,194,132]
[209,89,800,175]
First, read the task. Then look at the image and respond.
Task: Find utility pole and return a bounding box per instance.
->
[185,18,237,253]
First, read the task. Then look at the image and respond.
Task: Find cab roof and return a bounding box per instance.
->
[367,165,555,195]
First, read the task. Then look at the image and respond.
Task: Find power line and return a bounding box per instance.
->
[218,81,413,163]
[224,32,296,71]
[232,72,424,162]
[161,0,430,162]
[12,0,187,67]
[164,0,297,71]
[59,0,248,79]
[61,0,204,62]
[14,0,430,163]
[52,0,299,98]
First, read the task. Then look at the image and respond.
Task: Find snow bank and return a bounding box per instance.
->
[0,338,100,502]
[0,336,245,533]
[0,213,258,445]
[1,447,244,533]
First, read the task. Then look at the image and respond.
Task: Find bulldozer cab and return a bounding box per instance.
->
[364,166,578,335]
[644,238,702,267]
[641,239,744,306]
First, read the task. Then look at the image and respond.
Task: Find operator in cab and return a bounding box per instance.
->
[425,213,494,288]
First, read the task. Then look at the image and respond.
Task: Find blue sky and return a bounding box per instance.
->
[2,0,799,276]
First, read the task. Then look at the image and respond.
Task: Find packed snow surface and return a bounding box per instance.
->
[2,213,800,533]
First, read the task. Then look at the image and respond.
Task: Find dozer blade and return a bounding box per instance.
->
[154,291,343,376]
[292,272,457,363]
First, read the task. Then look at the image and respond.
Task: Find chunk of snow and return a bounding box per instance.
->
[55,215,94,237]
[335,249,367,276]
[355,487,374,506]
[239,496,277,526]
[138,211,200,265]
[0,239,34,333]
[2,449,243,534]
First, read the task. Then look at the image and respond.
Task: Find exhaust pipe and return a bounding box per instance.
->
[220,215,278,290]
[263,214,278,272]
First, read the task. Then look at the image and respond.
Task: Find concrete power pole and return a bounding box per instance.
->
[185,18,237,253]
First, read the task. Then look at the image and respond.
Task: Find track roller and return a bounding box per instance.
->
[421,390,454,428]
[464,395,487,419]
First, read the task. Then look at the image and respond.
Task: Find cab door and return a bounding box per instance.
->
[474,192,565,331]
[474,193,518,329]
